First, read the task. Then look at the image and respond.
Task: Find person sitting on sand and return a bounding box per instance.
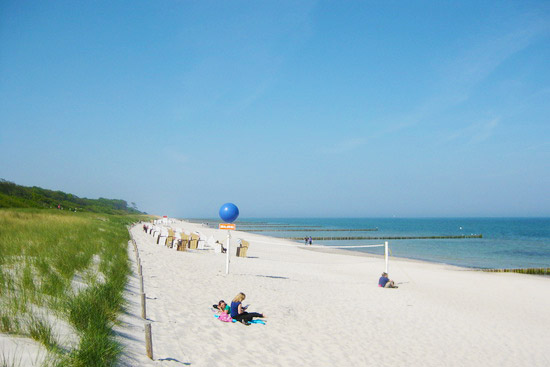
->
[230,292,265,325]
[378,272,398,288]
[215,240,227,253]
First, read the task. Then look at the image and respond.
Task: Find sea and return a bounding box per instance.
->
[197,218,550,270]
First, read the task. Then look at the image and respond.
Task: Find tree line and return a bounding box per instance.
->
[0,179,144,215]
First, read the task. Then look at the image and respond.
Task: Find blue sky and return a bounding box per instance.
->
[1,1,549,217]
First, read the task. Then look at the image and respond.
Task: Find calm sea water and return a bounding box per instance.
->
[202,218,550,269]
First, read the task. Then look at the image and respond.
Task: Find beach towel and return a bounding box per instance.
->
[213,314,265,325]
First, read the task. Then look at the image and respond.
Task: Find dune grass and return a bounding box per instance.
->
[0,208,147,366]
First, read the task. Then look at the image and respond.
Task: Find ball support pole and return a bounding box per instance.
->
[225,229,231,275]
[219,203,239,275]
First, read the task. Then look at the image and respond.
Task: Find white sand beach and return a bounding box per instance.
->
[116,219,550,367]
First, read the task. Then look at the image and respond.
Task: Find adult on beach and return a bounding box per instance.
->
[379,272,398,288]
[230,292,265,325]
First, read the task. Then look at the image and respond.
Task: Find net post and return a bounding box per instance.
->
[384,241,389,274]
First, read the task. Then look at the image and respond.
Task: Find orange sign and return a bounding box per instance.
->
[219,223,236,230]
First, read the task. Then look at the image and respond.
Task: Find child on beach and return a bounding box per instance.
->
[216,300,230,313]
[378,272,398,288]
[230,292,265,325]
[214,300,233,322]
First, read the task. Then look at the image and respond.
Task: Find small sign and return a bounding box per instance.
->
[219,223,236,230]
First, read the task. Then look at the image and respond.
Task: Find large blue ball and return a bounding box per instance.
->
[219,203,239,223]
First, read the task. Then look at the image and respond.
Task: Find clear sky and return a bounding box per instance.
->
[1,1,549,218]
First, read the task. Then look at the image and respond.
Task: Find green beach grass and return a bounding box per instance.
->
[0,208,147,366]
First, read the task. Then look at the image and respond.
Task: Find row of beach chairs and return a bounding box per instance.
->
[141,222,250,257]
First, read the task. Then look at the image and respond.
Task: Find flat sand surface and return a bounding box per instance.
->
[117,220,550,366]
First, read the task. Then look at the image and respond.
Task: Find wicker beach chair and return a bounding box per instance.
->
[189,234,199,249]
[166,229,175,248]
[236,239,249,257]
[181,233,188,250]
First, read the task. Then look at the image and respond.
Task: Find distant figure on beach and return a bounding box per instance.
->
[308,236,312,245]
[230,292,265,325]
[216,240,226,253]
[378,272,398,288]
[304,236,308,245]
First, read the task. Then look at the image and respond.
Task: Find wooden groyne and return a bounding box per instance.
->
[481,268,549,275]
[285,234,483,241]
[242,228,379,232]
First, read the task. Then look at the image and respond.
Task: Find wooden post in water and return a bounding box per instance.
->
[145,323,153,359]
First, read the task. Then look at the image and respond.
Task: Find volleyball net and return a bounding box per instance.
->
[302,241,390,273]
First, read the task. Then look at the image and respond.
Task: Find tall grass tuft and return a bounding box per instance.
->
[0,312,21,334]
[65,282,122,334]
[27,316,58,351]
[58,329,122,367]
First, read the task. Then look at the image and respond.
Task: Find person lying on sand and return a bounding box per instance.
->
[230,292,265,325]
[216,300,230,313]
[214,300,233,322]
[378,272,398,288]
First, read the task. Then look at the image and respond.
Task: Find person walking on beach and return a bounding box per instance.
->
[308,236,313,246]
[304,236,308,245]
[230,292,265,325]
[378,272,398,288]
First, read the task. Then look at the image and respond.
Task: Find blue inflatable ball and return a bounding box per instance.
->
[219,203,239,223]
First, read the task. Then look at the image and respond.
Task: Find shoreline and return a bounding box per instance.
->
[300,245,472,271]
[243,233,516,272]
[205,221,546,272]
[195,217,550,270]
[304,245,550,273]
